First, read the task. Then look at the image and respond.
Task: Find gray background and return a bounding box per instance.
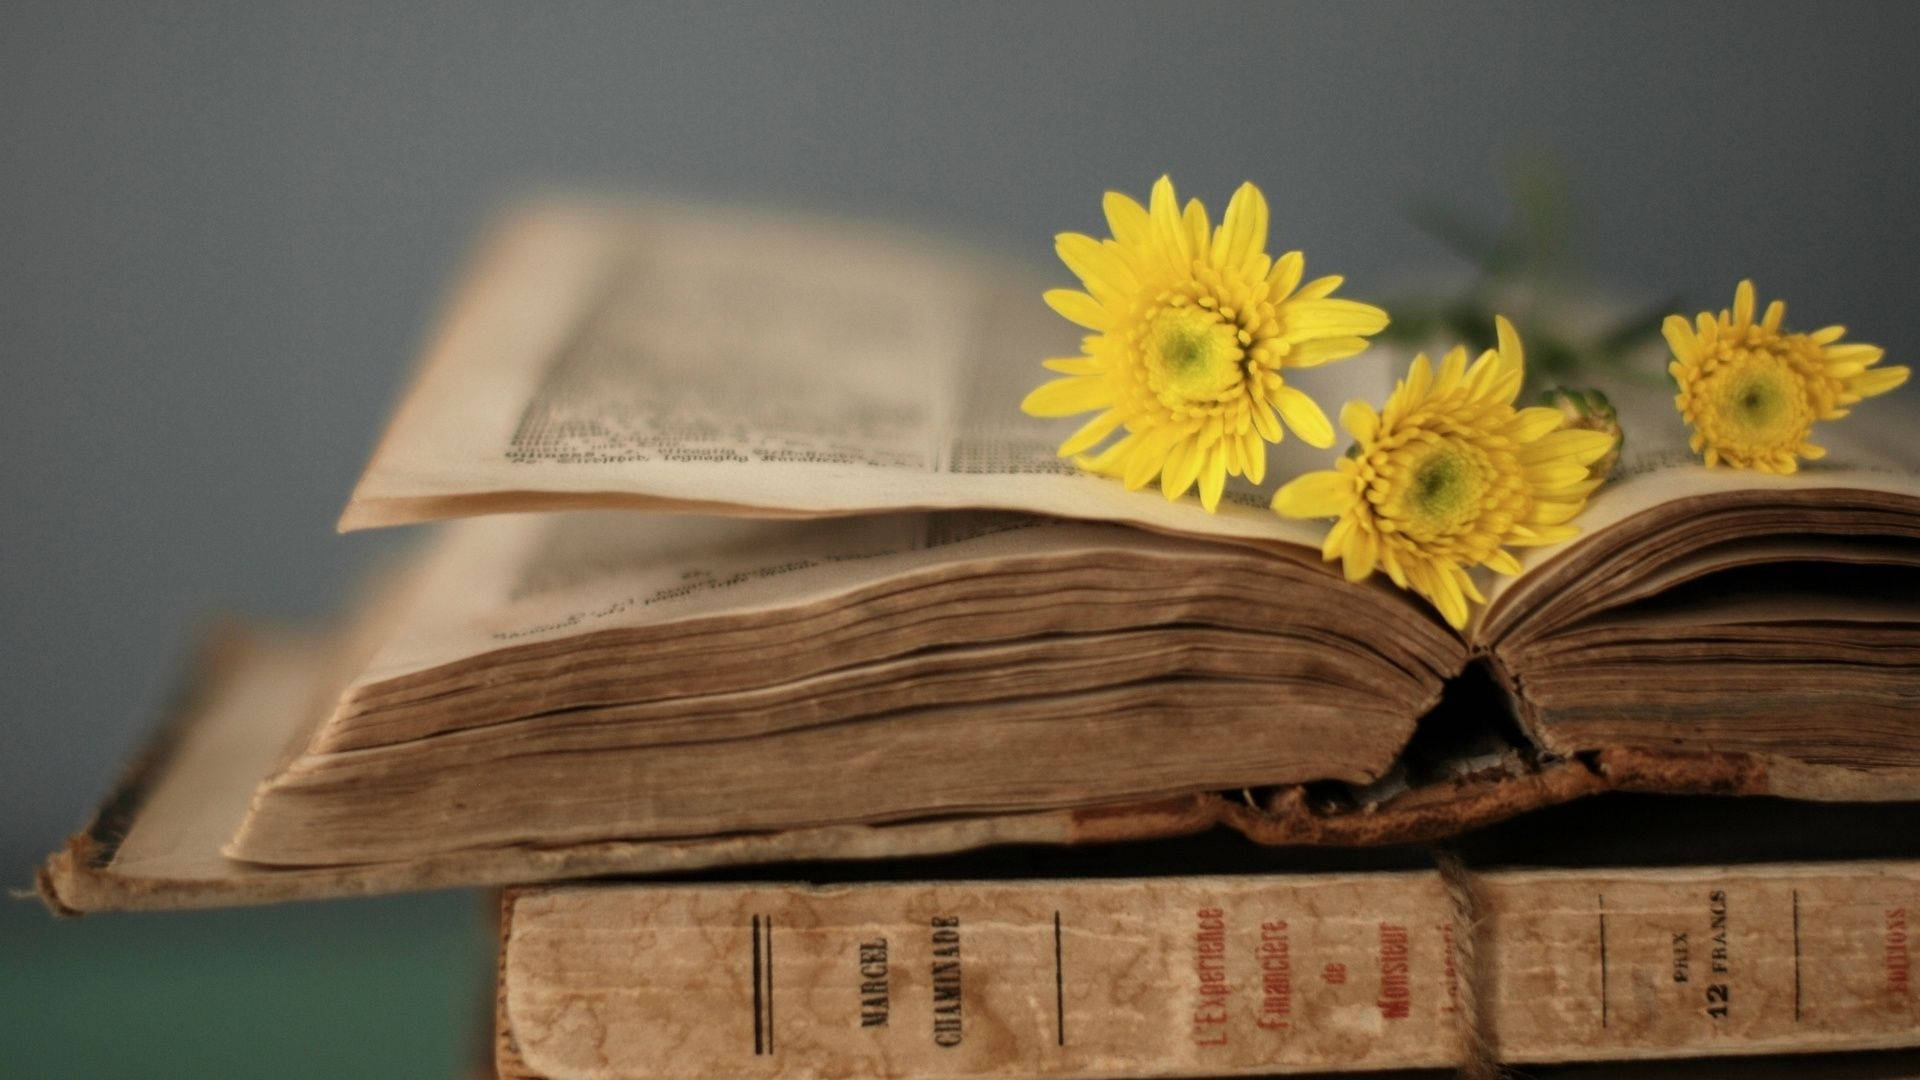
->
[3,4,1919,1073]
[9,0,1920,894]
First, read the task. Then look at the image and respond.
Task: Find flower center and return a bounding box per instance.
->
[1144,305,1243,404]
[1376,438,1496,542]
[1704,351,1811,450]
[1733,373,1783,426]
[1414,452,1471,514]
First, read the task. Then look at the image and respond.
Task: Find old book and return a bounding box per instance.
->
[494,863,1920,1078]
[39,625,1236,914]
[40,620,1772,915]
[40,198,1920,913]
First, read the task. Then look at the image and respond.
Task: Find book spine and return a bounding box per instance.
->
[497,862,1920,1079]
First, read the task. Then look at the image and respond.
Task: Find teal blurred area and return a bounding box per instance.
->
[0,891,492,1080]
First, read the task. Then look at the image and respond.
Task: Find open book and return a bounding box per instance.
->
[42,199,1920,912]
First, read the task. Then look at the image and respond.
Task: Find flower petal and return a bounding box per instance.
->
[1241,426,1267,485]
[1283,298,1389,338]
[1761,299,1785,332]
[1128,424,1186,488]
[1249,401,1282,442]
[1733,279,1756,326]
[1078,430,1135,474]
[1217,181,1268,275]
[1167,434,1206,496]
[1504,405,1565,444]
[1527,498,1586,525]
[1339,399,1379,444]
[1850,365,1910,398]
[1321,517,1352,563]
[1043,288,1108,330]
[1505,522,1579,546]
[1148,175,1189,262]
[1266,250,1305,300]
[1197,444,1228,512]
[1521,427,1614,468]
[1020,376,1108,417]
[1661,314,1698,363]
[1159,439,1195,499]
[1483,548,1523,576]
[1272,384,1335,448]
[1102,190,1151,249]
[1524,463,1593,491]
[1494,314,1525,385]
[1041,355,1102,375]
[1270,470,1354,519]
[1402,353,1434,404]
[1824,343,1886,367]
[1183,198,1211,263]
[1433,345,1469,397]
[1055,232,1135,303]
[1286,336,1373,368]
[1425,564,1469,629]
[1295,274,1344,302]
[1341,526,1378,583]
[1056,408,1123,456]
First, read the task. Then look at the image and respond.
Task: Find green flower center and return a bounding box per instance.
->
[1389,441,1493,539]
[1145,305,1243,402]
[1704,352,1811,449]
[1414,453,1469,511]
[1732,373,1784,428]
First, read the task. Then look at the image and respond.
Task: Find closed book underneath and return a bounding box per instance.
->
[496,862,1920,1079]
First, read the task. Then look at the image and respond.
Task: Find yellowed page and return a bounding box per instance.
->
[38,627,1116,915]
[1474,366,1920,628]
[1543,374,1917,536]
[344,508,1345,692]
[338,198,1394,550]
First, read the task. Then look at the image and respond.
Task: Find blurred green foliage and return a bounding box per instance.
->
[1382,156,1678,396]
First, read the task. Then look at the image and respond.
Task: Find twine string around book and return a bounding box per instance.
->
[1433,846,1503,1080]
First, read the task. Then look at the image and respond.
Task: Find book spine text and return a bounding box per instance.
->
[498,862,1920,1078]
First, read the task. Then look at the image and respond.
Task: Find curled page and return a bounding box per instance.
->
[340,198,1396,551]
[1478,365,1920,631]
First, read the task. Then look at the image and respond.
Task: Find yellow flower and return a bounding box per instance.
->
[1271,317,1613,629]
[1664,280,1909,473]
[1021,176,1389,511]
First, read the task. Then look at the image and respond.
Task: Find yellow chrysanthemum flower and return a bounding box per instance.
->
[1021,176,1389,511]
[1271,317,1613,629]
[1664,280,1909,473]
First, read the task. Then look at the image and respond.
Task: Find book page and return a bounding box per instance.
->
[1555,371,1918,533]
[1481,364,1920,614]
[339,198,1396,551]
[347,509,1342,692]
[38,626,1118,914]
